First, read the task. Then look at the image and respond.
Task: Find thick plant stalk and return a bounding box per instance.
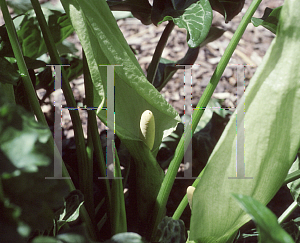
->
[189,0,300,241]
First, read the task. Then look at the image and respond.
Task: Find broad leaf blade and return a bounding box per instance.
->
[17,9,74,59]
[157,0,213,48]
[251,7,282,34]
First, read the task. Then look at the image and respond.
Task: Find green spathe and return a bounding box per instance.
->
[189,0,300,241]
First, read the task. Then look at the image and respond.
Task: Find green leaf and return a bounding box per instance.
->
[6,0,33,15]
[153,48,198,91]
[31,236,59,243]
[209,0,245,23]
[232,193,295,243]
[57,190,84,230]
[186,231,197,243]
[157,0,213,48]
[191,111,229,176]
[251,6,282,34]
[56,39,78,55]
[1,154,69,233]
[107,0,152,25]
[105,232,146,243]
[60,54,83,82]
[34,54,82,97]
[191,99,230,134]
[61,0,180,227]
[0,82,15,105]
[157,216,186,243]
[35,66,53,91]
[0,89,69,234]
[0,24,14,57]
[17,9,74,59]
[0,199,31,243]
[287,157,300,204]
[32,225,97,243]
[0,99,51,173]
[3,56,47,70]
[157,123,184,169]
[23,56,47,70]
[189,0,300,241]
[281,218,300,242]
[0,57,20,85]
[111,11,133,20]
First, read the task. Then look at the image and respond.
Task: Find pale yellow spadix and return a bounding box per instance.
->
[187,186,196,210]
[140,110,155,150]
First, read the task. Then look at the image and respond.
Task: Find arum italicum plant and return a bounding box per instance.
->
[186,0,300,241]
[1,0,300,241]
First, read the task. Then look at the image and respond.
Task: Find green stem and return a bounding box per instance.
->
[111,143,127,234]
[86,126,95,221]
[150,0,262,240]
[147,21,175,85]
[30,0,94,220]
[83,51,113,233]
[278,201,298,225]
[172,178,200,220]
